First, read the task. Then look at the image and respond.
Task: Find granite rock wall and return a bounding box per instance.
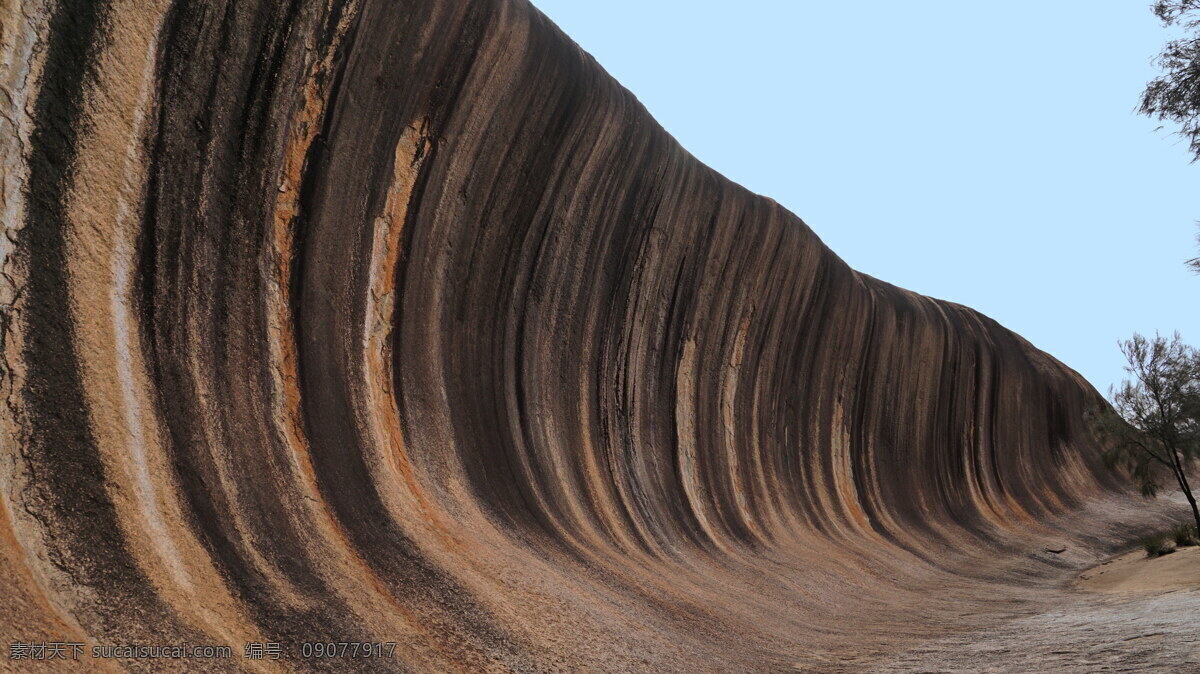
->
[0,1,1132,670]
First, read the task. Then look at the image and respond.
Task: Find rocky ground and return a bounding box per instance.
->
[880,589,1200,672]
[877,542,1200,672]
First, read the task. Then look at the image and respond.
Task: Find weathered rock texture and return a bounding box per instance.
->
[0,0,1160,670]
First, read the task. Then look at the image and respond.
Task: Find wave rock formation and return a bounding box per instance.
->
[0,0,1152,670]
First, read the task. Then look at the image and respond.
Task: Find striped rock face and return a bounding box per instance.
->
[0,0,1158,670]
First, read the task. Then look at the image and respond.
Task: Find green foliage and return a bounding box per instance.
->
[1142,4,1200,272]
[1141,1,1200,162]
[1189,227,1200,274]
[1132,521,1195,557]
[1170,521,1198,546]
[1141,535,1173,557]
[1090,332,1200,534]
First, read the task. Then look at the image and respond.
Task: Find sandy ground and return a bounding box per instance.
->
[875,540,1200,672]
[1078,545,1200,594]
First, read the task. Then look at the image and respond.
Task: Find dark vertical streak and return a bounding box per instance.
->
[19,0,199,643]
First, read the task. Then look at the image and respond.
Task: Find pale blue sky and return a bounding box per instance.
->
[531,0,1198,395]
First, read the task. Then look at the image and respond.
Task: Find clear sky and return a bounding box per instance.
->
[530,0,1198,395]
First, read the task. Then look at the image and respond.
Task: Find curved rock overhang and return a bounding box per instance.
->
[0,0,1150,669]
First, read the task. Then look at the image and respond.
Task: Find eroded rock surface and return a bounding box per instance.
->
[0,0,1177,670]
